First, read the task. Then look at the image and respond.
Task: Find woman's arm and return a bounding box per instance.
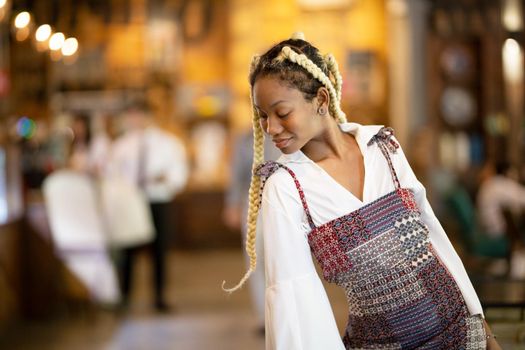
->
[391,140,485,316]
[390,139,503,349]
[261,173,344,350]
[484,319,502,350]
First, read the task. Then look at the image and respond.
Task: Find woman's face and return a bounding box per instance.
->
[252,75,323,154]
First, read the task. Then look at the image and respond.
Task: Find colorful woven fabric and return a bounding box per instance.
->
[257,127,486,349]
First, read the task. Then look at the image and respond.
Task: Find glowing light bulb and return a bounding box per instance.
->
[49,32,65,50]
[14,11,30,29]
[35,24,52,42]
[503,38,524,84]
[61,37,78,56]
[503,0,524,32]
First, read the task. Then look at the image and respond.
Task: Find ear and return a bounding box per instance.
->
[315,87,330,115]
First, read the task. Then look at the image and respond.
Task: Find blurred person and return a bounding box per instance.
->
[42,115,122,306]
[223,33,500,349]
[68,112,121,177]
[477,160,525,239]
[223,129,280,334]
[90,113,121,178]
[68,113,93,173]
[107,99,188,311]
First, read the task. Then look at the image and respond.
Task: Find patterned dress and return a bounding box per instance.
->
[257,127,486,349]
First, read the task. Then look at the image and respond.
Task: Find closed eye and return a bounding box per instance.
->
[277,112,291,119]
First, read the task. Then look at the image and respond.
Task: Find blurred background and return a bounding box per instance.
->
[0,0,525,349]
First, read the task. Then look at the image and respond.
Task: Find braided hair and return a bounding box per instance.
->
[222,33,346,292]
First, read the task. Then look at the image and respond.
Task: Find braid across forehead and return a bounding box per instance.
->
[249,39,329,101]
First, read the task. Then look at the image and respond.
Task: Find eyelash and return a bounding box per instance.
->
[259,112,290,120]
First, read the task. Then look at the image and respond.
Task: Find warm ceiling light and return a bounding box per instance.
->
[14,11,30,29]
[49,32,65,50]
[0,1,8,23]
[35,24,52,42]
[503,0,523,32]
[503,38,523,84]
[61,37,78,56]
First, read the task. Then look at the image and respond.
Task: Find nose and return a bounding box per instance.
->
[264,115,282,136]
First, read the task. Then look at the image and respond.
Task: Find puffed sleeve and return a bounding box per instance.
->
[391,140,484,317]
[260,171,345,350]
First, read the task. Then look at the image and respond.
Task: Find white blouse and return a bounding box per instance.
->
[259,123,483,350]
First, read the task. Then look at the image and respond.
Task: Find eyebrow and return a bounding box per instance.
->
[254,100,288,110]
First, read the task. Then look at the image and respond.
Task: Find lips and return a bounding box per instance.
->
[272,138,292,149]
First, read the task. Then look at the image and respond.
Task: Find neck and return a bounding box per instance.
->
[302,119,351,162]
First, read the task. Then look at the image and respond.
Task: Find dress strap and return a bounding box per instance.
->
[255,161,316,229]
[367,127,401,189]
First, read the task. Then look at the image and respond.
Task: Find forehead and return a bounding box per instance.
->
[252,76,304,106]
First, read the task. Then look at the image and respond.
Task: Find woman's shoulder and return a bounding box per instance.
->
[359,124,385,134]
[339,122,384,135]
[339,122,392,145]
[255,161,304,205]
[256,161,297,188]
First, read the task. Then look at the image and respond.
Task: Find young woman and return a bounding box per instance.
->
[223,33,500,350]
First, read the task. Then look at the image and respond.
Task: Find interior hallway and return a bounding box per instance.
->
[1,249,525,350]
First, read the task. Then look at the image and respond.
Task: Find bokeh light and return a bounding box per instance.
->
[14,11,30,29]
[16,116,37,139]
[503,38,524,84]
[61,37,78,56]
[49,32,65,51]
[35,24,52,42]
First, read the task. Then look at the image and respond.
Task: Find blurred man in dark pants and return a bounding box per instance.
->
[108,100,188,311]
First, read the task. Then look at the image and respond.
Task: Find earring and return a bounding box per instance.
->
[318,107,326,116]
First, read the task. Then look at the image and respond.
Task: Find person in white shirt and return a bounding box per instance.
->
[223,33,500,349]
[108,100,188,311]
[477,160,525,238]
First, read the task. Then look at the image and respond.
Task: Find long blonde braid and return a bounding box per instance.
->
[324,53,343,104]
[222,58,265,293]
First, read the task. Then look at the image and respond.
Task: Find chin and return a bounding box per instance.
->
[279,145,300,154]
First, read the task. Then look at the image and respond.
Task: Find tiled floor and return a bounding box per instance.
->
[2,249,525,349]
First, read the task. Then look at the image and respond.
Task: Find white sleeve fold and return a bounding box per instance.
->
[261,175,344,350]
[392,142,484,317]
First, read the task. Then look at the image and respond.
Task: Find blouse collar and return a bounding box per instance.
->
[277,123,383,164]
